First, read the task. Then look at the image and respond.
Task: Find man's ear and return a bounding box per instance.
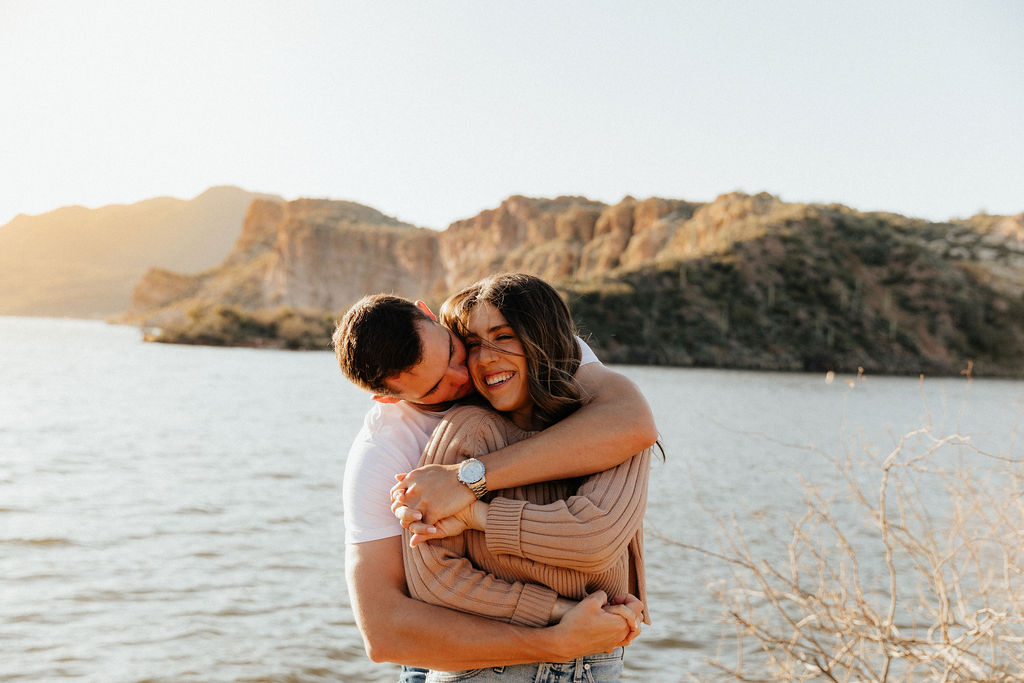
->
[372,394,402,404]
[415,300,437,321]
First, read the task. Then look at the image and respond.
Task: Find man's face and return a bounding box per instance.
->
[381,319,474,409]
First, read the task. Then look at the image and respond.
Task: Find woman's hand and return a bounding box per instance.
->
[393,496,489,547]
[408,514,467,547]
[390,464,476,525]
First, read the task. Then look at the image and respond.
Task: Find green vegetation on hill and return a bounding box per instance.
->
[147,304,338,351]
[567,206,1024,377]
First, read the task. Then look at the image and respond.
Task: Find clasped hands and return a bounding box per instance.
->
[390,464,644,649]
[390,462,477,546]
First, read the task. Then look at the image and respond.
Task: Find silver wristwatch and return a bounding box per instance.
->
[457,458,488,499]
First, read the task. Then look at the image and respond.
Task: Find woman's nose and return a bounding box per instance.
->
[477,344,498,363]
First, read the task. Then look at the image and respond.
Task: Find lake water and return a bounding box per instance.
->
[2,317,1021,682]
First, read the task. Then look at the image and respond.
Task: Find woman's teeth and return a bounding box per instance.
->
[485,371,515,387]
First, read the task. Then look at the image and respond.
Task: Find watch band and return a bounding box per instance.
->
[465,478,487,499]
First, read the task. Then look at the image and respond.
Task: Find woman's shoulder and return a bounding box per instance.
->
[446,403,495,419]
[435,405,532,450]
[442,404,512,430]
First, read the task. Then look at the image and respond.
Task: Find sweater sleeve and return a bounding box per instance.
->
[485,447,651,573]
[401,406,560,627]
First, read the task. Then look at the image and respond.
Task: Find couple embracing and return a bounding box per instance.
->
[334,272,659,683]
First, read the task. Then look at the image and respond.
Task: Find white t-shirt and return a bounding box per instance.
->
[342,338,600,544]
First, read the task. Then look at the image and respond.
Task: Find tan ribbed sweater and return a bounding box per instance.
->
[402,405,650,628]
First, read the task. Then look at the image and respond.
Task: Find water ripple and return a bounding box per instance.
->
[1,537,76,547]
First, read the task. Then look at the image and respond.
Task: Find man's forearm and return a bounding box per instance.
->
[348,538,634,669]
[482,365,657,490]
[360,590,569,669]
[350,539,562,667]
[357,588,640,670]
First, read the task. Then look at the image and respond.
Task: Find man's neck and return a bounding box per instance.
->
[402,399,456,413]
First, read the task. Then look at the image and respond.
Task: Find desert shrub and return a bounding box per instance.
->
[271,308,335,350]
[154,305,335,349]
[170,303,248,345]
[671,385,1024,681]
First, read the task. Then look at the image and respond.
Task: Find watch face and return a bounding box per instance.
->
[460,459,485,483]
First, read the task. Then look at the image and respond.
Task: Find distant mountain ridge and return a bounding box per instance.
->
[0,186,279,317]
[123,191,1024,377]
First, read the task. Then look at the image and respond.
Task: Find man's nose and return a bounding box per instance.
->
[449,363,469,383]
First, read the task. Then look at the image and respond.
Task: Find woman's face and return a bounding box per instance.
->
[463,301,533,429]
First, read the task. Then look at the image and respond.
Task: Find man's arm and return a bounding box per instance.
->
[347,536,639,669]
[394,363,657,523]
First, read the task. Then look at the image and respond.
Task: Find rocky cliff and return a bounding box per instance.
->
[435,195,702,287]
[127,192,1024,376]
[124,197,446,329]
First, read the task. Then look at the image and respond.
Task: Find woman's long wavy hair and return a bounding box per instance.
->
[440,273,588,429]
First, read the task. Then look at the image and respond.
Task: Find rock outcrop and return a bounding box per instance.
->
[438,196,605,288]
[125,197,446,328]
[125,191,1024,377]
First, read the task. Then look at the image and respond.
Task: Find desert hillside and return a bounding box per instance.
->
[124,191,1024,377]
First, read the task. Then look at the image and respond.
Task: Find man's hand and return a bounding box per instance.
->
[546,591,644,661]
[603,594,645,648]
[391,464,475,524]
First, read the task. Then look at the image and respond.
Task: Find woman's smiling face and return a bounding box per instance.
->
[464,301,533,429]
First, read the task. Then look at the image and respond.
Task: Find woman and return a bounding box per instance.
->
[400,273,653,683]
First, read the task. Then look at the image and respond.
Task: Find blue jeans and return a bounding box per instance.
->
[400,665,429,682]
[422,648,624,683]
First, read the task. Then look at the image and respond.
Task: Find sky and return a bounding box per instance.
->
[1,0,1022,230]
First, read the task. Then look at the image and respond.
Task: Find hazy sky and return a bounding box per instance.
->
[2,0,1021,230]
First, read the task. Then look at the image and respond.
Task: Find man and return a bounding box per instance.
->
[333,290,658,679]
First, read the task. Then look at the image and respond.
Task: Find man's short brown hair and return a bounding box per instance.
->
[332,294,433,395]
